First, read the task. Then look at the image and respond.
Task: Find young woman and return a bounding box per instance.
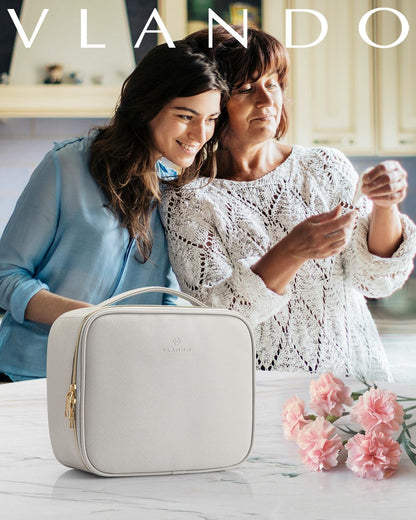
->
[161,28,416,381]
[0,41,228,382]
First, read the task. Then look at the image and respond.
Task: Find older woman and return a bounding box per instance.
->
[161,27,416,381]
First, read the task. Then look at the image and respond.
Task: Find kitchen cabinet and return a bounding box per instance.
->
[277,0,415,155]
[285,0,374,154]
[376,0,416,155]
[0,85,121,118]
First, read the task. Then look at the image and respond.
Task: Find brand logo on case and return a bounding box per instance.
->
[162,337,192,353]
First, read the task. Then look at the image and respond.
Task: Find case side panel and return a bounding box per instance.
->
[47,316,87,472]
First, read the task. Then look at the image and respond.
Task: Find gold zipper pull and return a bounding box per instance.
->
[65,384,77,430]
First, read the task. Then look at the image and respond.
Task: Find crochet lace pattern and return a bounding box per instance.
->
[161,146,416,381]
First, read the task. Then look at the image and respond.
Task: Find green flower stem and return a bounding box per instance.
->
[351,391,364,401]
[326,414,339,423]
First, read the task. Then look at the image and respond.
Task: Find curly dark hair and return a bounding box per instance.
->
[89,41,228,262]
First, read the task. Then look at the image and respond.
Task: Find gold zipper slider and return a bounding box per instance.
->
[65,383,77,430]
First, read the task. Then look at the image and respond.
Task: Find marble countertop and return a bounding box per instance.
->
[1,372,415,519]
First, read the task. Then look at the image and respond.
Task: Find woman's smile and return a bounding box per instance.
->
[176,140,200,154]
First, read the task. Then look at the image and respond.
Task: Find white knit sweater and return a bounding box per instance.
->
[161,146,416,381]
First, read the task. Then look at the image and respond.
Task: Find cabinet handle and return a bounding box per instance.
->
[399,139,415,145]
[312,138,355,146]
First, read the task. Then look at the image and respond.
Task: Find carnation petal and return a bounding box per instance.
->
[346,431,401,480]
[350,388,404,435]
[297,417,343,471]
[310,372,353,417]
[282,395,311,440]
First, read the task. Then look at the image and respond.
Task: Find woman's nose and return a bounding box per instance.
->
[189,121,206,143]
[255,88,273,107]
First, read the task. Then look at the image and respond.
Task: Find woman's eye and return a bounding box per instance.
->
[234,84,252,94]
[207,117,219,124]
[178,115,192,121]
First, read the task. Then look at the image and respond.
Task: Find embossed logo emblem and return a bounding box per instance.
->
[162,337,192,353]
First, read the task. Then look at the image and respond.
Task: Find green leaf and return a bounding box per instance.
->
[401,438,416,466]
[398,420,416,467]
[396,395,416,402]
[336,425,361,435]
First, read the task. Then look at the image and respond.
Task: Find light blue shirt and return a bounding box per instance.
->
[0,136,178,381]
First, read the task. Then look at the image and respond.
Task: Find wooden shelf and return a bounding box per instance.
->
[0,85,121,118]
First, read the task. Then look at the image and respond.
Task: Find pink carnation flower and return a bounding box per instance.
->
[310,372,353,417]
[282,396,311,440]
[350,388,404,435]
[296,416,343,471]
[346,432,402,480]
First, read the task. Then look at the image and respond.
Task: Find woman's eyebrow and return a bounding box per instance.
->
[172,106,220,116]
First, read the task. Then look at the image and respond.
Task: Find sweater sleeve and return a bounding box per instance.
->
[344,212,416,297]
[0,149,60,323]
[160,186,289,326]
[327,149,416,297]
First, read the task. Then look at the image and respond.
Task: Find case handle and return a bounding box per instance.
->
[97,286,207,309]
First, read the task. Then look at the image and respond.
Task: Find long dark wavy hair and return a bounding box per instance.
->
[185,26,290,146]
[89,41,228,262]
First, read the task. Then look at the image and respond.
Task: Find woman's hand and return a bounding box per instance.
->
[285,205,356,261]
[361,161,406,257]
[361,160,407,208]
[252,205,356,294]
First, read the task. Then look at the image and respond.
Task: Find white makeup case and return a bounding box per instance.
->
[47,287,255,477]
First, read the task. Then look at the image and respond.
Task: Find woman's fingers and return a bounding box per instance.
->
[308,205,342,224]
[362,161,408,206]
[309,208,356,237]
[322,211,355,233]
[290,208,356,259]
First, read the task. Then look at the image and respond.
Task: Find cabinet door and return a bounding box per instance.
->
[376,0,416,155]
[158,0,187,40]
[287,0,374,154]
